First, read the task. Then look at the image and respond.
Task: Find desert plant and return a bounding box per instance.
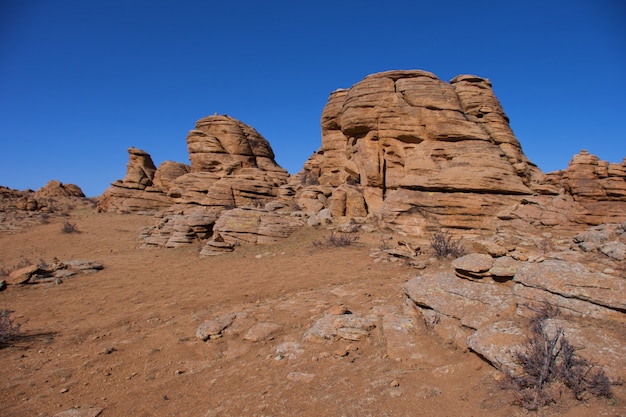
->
[313,232,359,247]
[430,231,464,259]
[61,221,80,234]
[0,309,21,345]
[504,305,613,410]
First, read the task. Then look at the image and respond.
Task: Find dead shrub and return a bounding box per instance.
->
[430,231,464,259]
[313,232,359,247]
[61,221,80,234]
[0,309,21,345]
[503,304,613,411]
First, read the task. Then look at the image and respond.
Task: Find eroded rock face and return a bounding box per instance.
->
[98,147,178,214]
[100,116,290,220]
[300,70,545,232]
[541,150,626,224]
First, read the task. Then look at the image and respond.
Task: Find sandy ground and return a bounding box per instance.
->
[1,209,624,417]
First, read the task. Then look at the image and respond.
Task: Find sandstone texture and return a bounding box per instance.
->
[94,69,626,252]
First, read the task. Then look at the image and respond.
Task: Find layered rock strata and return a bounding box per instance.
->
[299,70,546,233]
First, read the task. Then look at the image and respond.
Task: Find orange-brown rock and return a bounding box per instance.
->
[100,115,290,217]
[300,70,545,233]
[35,180,85,198]
[539,150,626,224]
[98,147,176,214]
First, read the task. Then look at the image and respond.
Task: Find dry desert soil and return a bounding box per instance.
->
[1,209,625,417]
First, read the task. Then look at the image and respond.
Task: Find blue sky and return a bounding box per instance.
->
[1,1,624,196]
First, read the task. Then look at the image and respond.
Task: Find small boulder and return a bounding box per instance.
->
[243,322,281,342]
[451,253,493,280]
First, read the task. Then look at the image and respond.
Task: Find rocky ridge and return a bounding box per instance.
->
[95,70,625,253]
[0,181,92,232]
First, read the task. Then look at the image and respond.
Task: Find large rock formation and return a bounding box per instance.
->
[99,69,626,247]
[298,70,626,235]
[98,148,178,214]
[298,70,547,233]
[99,115,290,216]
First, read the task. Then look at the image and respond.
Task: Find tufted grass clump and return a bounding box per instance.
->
[313,232,359,247]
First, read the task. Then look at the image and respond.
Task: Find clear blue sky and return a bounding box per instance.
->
[1,1,625,196]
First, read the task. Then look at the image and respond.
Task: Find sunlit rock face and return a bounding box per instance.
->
[301,70,546,233]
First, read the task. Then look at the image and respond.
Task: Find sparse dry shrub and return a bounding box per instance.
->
[504,304,613,411]
[0,309,21,345]
[61,221,80,234]
[430,231,464,259]
[313,232,359,247]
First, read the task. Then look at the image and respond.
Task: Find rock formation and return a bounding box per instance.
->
[99,116,290,216]
[0,181,91,232]
[97,69,626,248]
[97,147,184,214]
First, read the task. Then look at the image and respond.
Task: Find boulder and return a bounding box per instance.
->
[513,260,626,314]
[213,207,304,245]
[404,272,515,330]
[451,253,493,280]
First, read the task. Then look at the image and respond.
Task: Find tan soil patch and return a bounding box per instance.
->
[1,211,624,416]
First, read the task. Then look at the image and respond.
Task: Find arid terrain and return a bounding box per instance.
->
[2,69,626,416]
[1,209,624,417]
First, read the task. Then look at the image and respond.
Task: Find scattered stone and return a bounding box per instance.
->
[303,313,377,342]
[275,342,304,360]
[243,322,281,342]
[287,372,315,382]
[488,256,520,280]
[196,313,237,341]
[52,407,103,417]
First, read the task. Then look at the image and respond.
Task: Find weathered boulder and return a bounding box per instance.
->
[35,180,85,198]
[451,253,493,280]
[404,272,516,330]
[513,260,626,323]
[141,204,221,248]
[98,147,175,214]
[300,70,545,233]
[213,207,305,245]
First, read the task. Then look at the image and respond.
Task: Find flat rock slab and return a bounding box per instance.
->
[303,313,377,342]
[514,260,626,312]
[244,322,281,342]
[452,253,493,274]
[513,284,626,323]
[466,321,526,373]
[404,272,515,330]
[53,407,103,417]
